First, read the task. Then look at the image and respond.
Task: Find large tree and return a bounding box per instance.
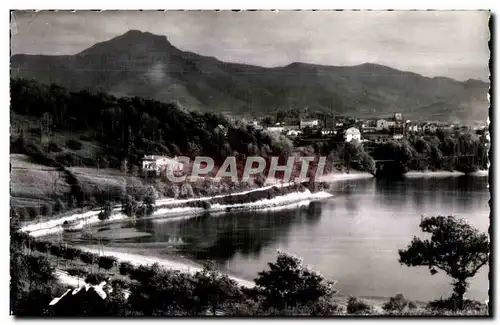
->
[253,250,337,310]
[398,216,489,310]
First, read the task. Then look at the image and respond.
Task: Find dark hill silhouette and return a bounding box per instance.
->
[11,30,489,122]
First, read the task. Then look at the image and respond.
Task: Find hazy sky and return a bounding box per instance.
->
[11,10,490,81]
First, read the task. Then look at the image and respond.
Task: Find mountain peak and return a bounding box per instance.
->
[119,29,163,40]
[78,30,172,55]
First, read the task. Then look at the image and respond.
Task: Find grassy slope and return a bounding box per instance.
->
[10,154,71,208]
[10,154,150,214]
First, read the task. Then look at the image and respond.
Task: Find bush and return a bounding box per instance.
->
[145,204,155,216]
[382,293,417,313]
[54,199,66,214]
[119,261,135,276]
[67,267,89,278]
[201,201,211,210]
[98,201,113,220]
[98,255,117,270]
[48,141,63,153]
[346,297,373,315]
[65,139,83,150]
[34,240,52,253]
[64,246,82,260]
[111,278,131,290]
[135,206,146,218]
[16,207,28,220]
[80,251,97,265]
[50,244,65,257]
[426,295,486,312]
[85,272,108,285]
[122,195,138,217]
[129,263,161,283]
[40,204,53,217]
[27,207,39,220]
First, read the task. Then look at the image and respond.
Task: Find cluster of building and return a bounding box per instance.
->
[256,113,487,144]
[139,114,488,176]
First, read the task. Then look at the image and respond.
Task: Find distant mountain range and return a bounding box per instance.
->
[10,30,490,123]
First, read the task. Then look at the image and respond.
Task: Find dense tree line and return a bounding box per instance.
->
[10,78,288,169]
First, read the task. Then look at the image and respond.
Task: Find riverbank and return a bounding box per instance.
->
[21,169,489,238]
[405,170,489,178]
[21,183,333,238]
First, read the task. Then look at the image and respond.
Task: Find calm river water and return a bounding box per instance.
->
[68,175,491,302]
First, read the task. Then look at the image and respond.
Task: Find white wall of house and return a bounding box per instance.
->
[344,127,361,142]
[266,126,285,134]
[407,125,421,133]
[300,120,319,129]
[142,156,184,175]
[376,119,395,130]
[423,125,438,133]
[287,129,301,136]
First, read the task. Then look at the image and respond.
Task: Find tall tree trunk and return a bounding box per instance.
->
[452,279,468,310]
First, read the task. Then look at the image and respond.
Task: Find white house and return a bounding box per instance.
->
[142,155,184,175]
[406,124,421,133]
[266,126,285,134]
[344,127,361,143]
[286,129,302,137]
[423,124,438,133]
[376,119,396,130]
[300,119,319,129]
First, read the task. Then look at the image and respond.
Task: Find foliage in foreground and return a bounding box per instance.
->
[10,215,489,317]
[398,215,489,310]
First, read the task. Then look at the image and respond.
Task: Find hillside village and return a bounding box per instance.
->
[138,112,489,177]
[252,112,489,144]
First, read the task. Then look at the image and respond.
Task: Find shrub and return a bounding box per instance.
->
[426,296,486,312]
[98,202,113,221]
[48,141,63,153]
[122,195,138,217]
[382,293,416,313]
[40,204,53,217]
[346,297,373,315]
[254,251,336,310]
[64,246,82,260]
[34,240,52,253]
[85,272,108,285]
[80,251,97,265]
[129,263,161,282]
[65,139,83,150]
[50,244,65,257]
[27,207,39,220]
[16,207,28,221]
[67,267,89,278]
[201,201,211,210]
[119,261,135,276]
[98,255,117,270]
[53,199,66,214]
[111,278,131,290]
[135,206,146,218]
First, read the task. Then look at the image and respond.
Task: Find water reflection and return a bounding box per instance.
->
[95,176,489,301]
[133,203,324,263]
